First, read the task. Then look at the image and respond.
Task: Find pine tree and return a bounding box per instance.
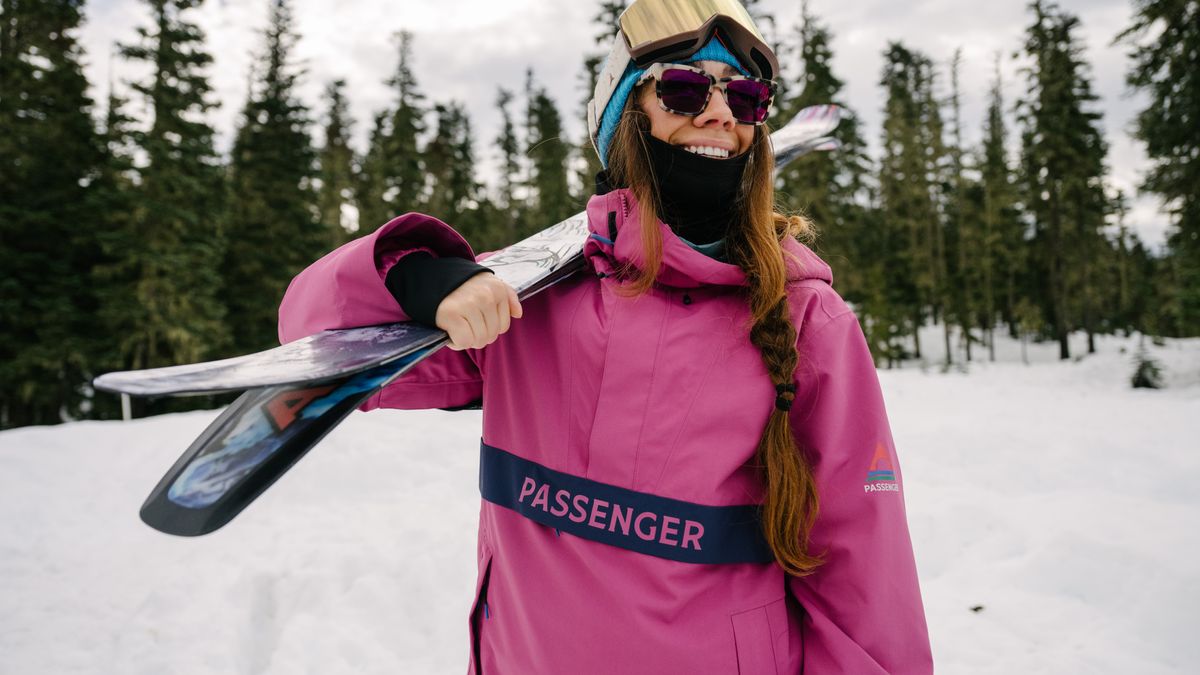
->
[914,54,952,365]
[317,78,358,245]
[1116,0,1200,337]
[1130,338,1164,388]
[89,87,140,420]
[777,1,840,231]
[0,0,104,427]
[106,0,227,390]
[495,86,522,244]
[380,30,426,219]
[1017,0,1109,359]
[1126,229,1166,337]
[776,1,874,342]
[224,0,321,354]
[425,101,481,234]
[942,48,988,365]
[1109,190,1150,337]
[523,71,574,237]
[878,42,943,361]
[978,53,1024,357]
[357,111,390,232]
[522,68,538,220]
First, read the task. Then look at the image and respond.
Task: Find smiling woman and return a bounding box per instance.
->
[276,0,933,672]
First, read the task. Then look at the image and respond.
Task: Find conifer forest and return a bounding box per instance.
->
[2,0,1197,428]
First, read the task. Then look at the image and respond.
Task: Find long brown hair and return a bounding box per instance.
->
[605,89,825,577]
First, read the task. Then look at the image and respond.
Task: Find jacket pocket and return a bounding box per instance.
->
[467,546,494,675]
[731,596,789,675]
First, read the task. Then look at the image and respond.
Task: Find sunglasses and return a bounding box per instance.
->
[637,63,776,125]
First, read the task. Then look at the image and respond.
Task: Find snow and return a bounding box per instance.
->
[1,328,1197,674]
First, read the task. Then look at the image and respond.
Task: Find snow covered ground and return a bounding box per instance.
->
[1,327,1196,674]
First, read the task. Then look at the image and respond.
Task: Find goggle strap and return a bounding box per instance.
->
[631,36,708,68]
[588,32,634,149]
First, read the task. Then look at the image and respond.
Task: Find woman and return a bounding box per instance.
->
[279,1,932,672]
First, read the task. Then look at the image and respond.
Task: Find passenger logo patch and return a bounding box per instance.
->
[478,441,775,564]
[864,442,899,493]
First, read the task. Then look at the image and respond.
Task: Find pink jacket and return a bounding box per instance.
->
[279,188,933,674]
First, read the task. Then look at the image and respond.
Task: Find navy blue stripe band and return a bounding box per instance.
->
[479,441,774,565]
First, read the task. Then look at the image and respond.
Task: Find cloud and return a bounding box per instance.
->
[79,0,1172,249]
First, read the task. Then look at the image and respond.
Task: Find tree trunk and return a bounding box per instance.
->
[943,321,952,368]
[912,313,922,360]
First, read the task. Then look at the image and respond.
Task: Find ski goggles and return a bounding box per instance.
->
[620,0,778,80]
[637,62,776,125]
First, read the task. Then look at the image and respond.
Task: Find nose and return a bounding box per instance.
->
[693,85,736,131]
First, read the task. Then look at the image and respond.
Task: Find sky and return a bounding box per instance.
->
[78,0,1171,250]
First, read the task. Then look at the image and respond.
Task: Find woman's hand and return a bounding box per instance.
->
[435,272,523,350]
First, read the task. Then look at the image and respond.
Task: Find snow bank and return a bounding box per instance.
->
[1,330,1195,674]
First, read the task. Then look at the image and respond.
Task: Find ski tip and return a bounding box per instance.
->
[139,498,229,537]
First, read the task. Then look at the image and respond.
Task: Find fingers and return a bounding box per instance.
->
[436,274,523,351]
[508,285,523,319]
[443,314,474,351]
[463,302,492,347]
[496,297,511,336]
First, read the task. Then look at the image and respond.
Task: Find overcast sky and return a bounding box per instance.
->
[79,0,1170,250]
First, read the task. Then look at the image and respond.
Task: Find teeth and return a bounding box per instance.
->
[683,145,730,159]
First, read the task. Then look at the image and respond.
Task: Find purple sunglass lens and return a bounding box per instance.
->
[658,68,713,114]
[726,79,772,123]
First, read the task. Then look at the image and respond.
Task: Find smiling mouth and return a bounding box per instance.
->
[681,145,732,159]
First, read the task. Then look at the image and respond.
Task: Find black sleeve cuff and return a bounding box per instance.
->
[384,252,493,326]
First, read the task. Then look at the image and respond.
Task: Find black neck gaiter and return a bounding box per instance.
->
[642,132,750,246]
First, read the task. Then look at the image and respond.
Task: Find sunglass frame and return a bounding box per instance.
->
[636,62,777,125]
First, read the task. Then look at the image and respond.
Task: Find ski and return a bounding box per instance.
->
[95,105,841,397]
[771,104,844,170]
[94,216,590,397]
[121,106,843,536]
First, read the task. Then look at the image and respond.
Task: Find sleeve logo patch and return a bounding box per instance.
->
[864,442,900,493]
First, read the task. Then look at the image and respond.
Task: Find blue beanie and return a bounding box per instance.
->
[596,37,749,167]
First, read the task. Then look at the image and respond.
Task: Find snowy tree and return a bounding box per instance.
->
[224,0,322,354]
